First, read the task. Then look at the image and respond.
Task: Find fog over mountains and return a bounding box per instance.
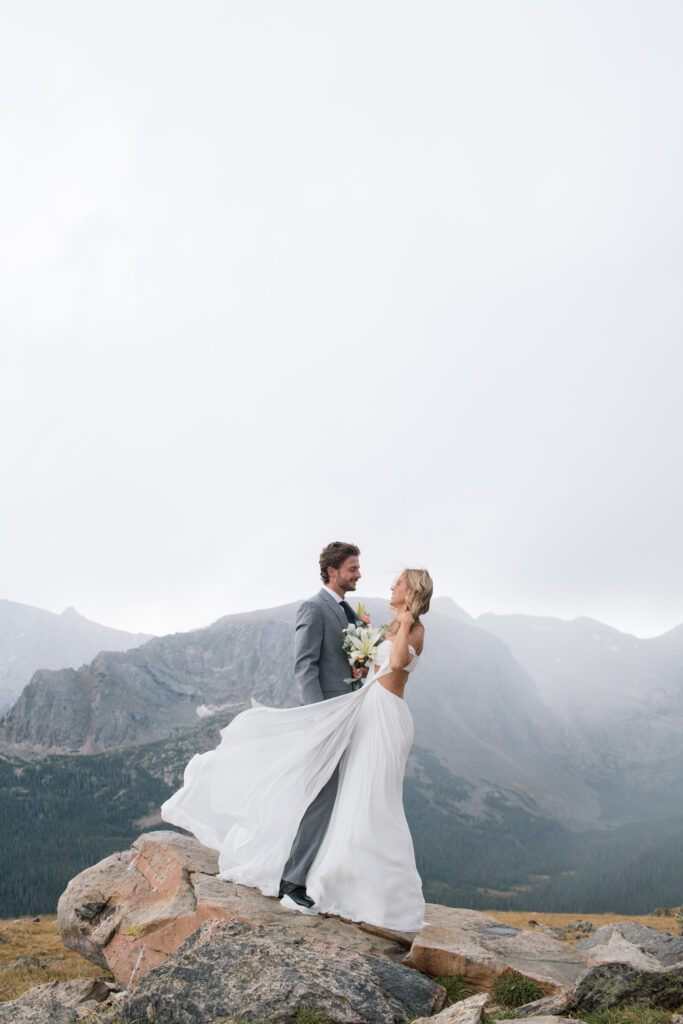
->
[477,612,683,718]
[478,611,683,824]
[1,594,682,915]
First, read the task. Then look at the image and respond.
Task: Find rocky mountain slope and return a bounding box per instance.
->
[0,600,151,714]
[3,596,683,917]
[0,599,596,824]
[0,611,298,754]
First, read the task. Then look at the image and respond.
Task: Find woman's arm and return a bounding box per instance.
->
[411,624,425,656]
[390,610,416,670]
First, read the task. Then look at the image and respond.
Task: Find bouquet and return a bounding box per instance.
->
[342,603,385,690]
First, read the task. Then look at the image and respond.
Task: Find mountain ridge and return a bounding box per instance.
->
[0,599,152,715]
[3,595,683,917]
[0,599,597,825]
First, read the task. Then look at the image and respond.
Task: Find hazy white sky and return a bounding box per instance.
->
[2,1,682,638]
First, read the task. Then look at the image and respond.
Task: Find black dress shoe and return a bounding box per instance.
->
[279,881,317,913]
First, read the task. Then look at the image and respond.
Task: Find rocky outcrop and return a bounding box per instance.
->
[413,992,490,1024]
[113,917,444,1024]
[58,831,599,1000]
[570,920,683,1011]
[515,992,574,1017]
[403,905,586,994]
[54,831,683,1022]
[572,961,683,1011]
[498,1018,588,1024]
[0,977,118,1024]
[577,919,683,965]
[58,829,617,1021]
[58,831,414,988]
[584,931,663,971]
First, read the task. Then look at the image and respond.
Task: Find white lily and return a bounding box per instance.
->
[342,624,384,666]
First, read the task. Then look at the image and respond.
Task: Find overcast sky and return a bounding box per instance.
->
[2,1,682,639]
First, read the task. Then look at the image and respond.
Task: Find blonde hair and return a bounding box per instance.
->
[385,568,433,638]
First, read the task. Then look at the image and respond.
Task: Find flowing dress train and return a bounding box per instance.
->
[161,640,425,931]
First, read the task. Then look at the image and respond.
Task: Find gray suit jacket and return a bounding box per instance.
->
[294,589,356,704]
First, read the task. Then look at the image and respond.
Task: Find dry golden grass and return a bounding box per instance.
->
[0,914,112,1003]
[487,909,680,944]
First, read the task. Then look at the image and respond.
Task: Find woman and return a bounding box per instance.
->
[161,568,433,932]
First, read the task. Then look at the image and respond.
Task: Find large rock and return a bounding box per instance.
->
[515,992,574,1016]
[498,1019,588,1024]
[109,917,445,1024]
[573,961,683,1011]
[403,905,586,994]
[413,992,490,1024]
[0,977,113,1024]
[584,930,663,971]
[569,919,683,1010]
[58,830,415,988]
[577,920,683,966]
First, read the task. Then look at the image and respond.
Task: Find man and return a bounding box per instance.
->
[280,540,361,913]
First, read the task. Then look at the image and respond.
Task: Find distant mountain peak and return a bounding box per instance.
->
[430,596,474,624]
[0,599,153,716]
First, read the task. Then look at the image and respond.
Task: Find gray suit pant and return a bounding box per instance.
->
[282,761,340,887]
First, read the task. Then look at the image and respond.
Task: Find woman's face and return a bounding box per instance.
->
[390,574,409,608]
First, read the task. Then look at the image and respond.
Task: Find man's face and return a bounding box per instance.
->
[331,555,361,593]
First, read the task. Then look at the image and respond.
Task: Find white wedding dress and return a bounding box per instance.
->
[161,639,425,932]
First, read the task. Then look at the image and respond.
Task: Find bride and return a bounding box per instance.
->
[161,568,433,933]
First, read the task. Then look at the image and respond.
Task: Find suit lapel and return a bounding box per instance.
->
[319,588,348,630]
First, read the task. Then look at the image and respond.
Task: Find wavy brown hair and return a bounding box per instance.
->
[319,541,360,583]
[385,568,433,638]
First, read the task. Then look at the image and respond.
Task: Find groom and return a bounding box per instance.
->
[279,540,361,913]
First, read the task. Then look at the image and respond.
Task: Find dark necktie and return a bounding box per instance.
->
[339,600,357,624]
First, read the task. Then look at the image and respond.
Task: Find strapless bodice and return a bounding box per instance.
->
[373,639,420,674]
